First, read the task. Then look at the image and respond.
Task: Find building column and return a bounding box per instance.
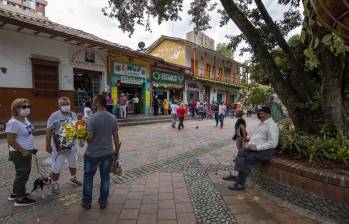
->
[193,48,197,78]
[204,50,207,79]
[144,80,150,115]
[214,56,217,81]
[184,80,188,105]
[167,90,170,101]
[222,60,225,83]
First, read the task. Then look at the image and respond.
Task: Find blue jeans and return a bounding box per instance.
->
[82,154,113,205]
[219,114,224,127]
[214,112,219,125]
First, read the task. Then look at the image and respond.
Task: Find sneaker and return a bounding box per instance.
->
[8,193,30,201]
[228,183,245,191]
[222,175,238,181]
[14,197,36,207]
[71,176,82,186]
[100,203,108,209]
[51,183,60,195]
[81,202,91,209]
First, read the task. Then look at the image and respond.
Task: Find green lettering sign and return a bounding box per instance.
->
[151,70,184,84]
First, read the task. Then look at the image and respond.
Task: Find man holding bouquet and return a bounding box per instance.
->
[81,95,121,210]
[46,96,82,195]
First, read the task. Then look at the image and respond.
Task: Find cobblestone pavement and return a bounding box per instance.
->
[0,117,320,224]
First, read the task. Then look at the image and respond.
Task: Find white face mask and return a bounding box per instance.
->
[60,105,71,113]
[20,108,31,117]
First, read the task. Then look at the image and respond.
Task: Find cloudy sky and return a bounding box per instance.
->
[46,0,301,63]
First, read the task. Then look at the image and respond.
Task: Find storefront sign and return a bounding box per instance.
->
[70,47,106,69]
[120,75,144,85]
[114,62,147,79]
[151,70,184,84]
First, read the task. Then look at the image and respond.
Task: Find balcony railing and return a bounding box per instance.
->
[191,68,246,86]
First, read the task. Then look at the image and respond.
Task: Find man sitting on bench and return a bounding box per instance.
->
[229,105,279,191]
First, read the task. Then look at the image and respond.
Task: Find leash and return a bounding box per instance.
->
[32,152,45,178]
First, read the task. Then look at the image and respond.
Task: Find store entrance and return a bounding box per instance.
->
[119,84,143,114]
[73,68,102,108]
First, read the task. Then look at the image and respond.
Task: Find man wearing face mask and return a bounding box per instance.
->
[46,96,82,194]
[228,105,279,191]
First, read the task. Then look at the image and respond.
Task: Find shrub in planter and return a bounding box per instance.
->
[280,127,349,167]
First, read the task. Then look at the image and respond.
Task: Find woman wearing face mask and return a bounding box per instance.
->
[6,98,36,206]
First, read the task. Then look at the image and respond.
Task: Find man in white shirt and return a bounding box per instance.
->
[229,105,279,190]
[170,101,178,128]
[133,94,139,114]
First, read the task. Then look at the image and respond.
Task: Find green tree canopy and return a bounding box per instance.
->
[216,42,234,59]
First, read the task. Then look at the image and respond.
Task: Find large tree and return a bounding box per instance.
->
[103,0,349,136]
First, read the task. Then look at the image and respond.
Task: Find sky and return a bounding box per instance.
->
[46,0,302,63]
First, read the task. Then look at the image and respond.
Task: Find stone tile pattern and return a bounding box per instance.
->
[180,159,236,224]
[249,167,349,223]
[209,171,320,224]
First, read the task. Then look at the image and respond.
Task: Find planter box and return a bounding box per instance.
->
[249,156,349,223]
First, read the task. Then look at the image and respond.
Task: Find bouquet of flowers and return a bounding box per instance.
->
[75,119,88,141]
[53,119,76,153]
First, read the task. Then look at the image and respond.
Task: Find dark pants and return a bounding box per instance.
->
[134,103,139,114]
[198,112,204,120]
[178,117,184,129]
[9,151,32,196]
[154,106,159,116]
[214,112,219,125]
[83,154,113,205]
[235,149,275,185]
[219,114,224,127]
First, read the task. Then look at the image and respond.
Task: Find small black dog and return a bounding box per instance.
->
[32,177,51,193]
[31,149,51,193]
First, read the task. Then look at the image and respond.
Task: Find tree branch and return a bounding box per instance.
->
[254,0,296,64]
[220,0,302,104]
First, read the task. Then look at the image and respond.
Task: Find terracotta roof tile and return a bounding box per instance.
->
[0,8,131,50]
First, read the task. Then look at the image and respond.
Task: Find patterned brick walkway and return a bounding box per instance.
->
[0,117,320,224]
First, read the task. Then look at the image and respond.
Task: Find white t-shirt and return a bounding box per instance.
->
[5,118,35,151]
[219,105,227,115]
[170,104,177,114]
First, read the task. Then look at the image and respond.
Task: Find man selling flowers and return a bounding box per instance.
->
[46,96,82,194]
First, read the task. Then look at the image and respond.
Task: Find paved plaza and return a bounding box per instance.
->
[0,117,320,224]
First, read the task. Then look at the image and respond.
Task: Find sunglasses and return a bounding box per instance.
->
[20,105,31,109]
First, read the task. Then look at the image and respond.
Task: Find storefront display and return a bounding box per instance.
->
[151,69,184,102]
[112,62,147,114]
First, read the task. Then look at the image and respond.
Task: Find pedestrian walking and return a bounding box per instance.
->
[177,103,186,130]
[119,93,127,119]
[82,95,121,209]
[198,102,205,120]
[228,106,279,190]
[213,102,219,126]
[163,99,169,115]
[219,102,227,128]
[133,94,139,114]
[190,99,197,117]
[106,93,114,114]
[6,98,36,206]
[153,95,159,116]
[46,97,82,195]
[223,110,247,181]
[170,101,178,128]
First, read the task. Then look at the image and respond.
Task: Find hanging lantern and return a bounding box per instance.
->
[312,0,349,42]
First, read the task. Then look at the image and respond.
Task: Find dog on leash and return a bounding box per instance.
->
[31,177,51,193]
[31,149,52,193]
